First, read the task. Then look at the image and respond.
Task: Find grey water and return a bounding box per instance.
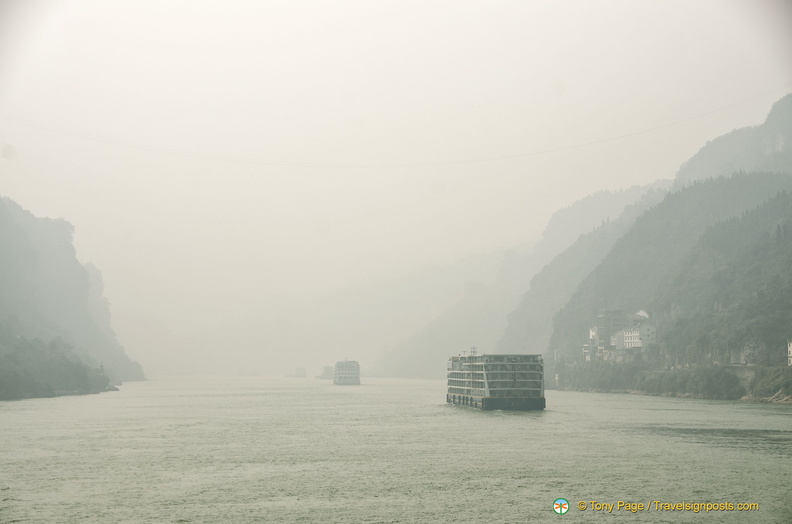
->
[1,377,790,523]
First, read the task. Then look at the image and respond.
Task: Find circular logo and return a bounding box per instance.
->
[553,498,569,515]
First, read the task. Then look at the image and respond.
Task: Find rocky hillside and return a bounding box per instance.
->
[0,198,143,399]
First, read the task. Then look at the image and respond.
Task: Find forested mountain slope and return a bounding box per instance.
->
[652,190,792,368]
[549,172,792,365]
[496,183,668,356]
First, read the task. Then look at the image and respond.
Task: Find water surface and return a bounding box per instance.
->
[1,377,790,523]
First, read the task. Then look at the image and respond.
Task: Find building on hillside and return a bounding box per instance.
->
[610,329,641,350]
[582,342,598,362]
[582,327,601,362]
[637,323,656,345]
[596,310,628,350]
[788,341,792,366]
[583,309,656,363]
[610,324,657,350]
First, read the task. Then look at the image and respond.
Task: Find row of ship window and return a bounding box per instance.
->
[448,390,543,398]
[448,385,543,392]
[448,374,543,381]
[448,382,545,388]
[455,365,543,372]
[448,375,542,384]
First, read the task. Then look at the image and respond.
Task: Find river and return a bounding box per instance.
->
[1,376,790,523]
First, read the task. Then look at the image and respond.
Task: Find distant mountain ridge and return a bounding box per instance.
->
[495,182,669,358]
[524,92,792,399]
[376,181,669,378]
[372,94,792,387]
[675,93,792,185]
[545,93,792,372]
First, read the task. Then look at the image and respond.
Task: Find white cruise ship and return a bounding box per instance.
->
[333,360,361,385]
[447,353,545,410]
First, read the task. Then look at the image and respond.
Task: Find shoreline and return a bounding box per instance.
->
[549,386,792,404]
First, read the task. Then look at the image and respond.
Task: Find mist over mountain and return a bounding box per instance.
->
[257,249,514,376]
[5,88,789,394]
[495,182,669,358]
[376,182,668,378]
[547,93,792,374]
[531,94,792,399]
[0,197,143,398]
[373,94,791,381]
[675,93,792,185]
[405,93,792,399]
[549,172,792,364]
[551,175,792,400]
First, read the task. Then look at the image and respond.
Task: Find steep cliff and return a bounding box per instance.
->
[0,197,143,399]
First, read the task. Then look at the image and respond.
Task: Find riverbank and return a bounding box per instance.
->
[551,385,792,404]
[555,362,792,402]
[743,389,792,404]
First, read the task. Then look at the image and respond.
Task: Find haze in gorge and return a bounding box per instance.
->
[1,0,791,378]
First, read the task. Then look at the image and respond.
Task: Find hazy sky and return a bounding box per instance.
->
[1,0,791,375]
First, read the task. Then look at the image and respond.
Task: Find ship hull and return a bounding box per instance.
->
[447,394,545,411]
[334,377,360,385]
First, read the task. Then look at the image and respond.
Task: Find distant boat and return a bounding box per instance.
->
[447,352,545,410]
[334,360,360,385]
